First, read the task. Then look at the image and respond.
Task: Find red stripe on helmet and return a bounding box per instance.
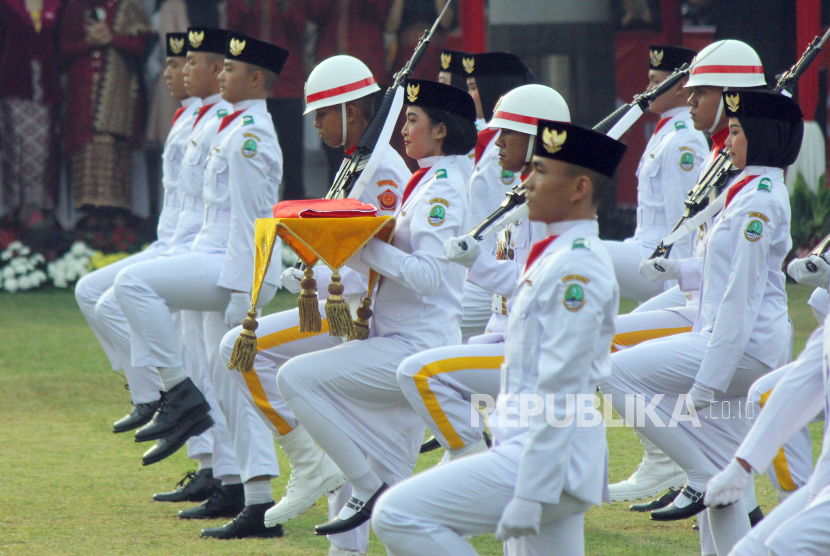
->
[306,77,377,103]
[492,111,538,126]
[690,65,764,75]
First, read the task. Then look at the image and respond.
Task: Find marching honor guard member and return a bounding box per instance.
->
[115,32,290,539]
[217,54,410,556]
[604,45,707,303]
[396,84,568,461]
[277,79,476,538]
[373,119,626,556]
[601,89,802,555]
[462,52,535,340]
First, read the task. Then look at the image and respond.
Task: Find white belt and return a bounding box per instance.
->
[181,194,204,212]
[204,205,231,224]
[491,294,508,316]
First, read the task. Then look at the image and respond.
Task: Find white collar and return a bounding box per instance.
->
[233,99,266,113]
[660,106,688,119]
[417,155,444,169]
[181,96,201,109]
[546,219,594,236]
[202,93,223,105]
[743,165,781,176]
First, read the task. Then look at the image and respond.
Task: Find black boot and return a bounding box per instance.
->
[154,469,221,503]
[113,400,159,433]
[629,487,681,512]
[315,483,388,536]
[749,505,764,527]
[200,502,284,539]
[135,379,212,442]
[650,485,707,521]
[179,483,245,520]
[420,436,441,453]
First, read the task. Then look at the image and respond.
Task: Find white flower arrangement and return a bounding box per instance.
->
[0,242,49,292]
[47,241,96,289]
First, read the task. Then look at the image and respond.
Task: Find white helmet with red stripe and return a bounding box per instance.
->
[487,84,570,135]
[304,55,380,114]
[685,40,766,88]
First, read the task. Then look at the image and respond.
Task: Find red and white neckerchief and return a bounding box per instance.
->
[524,235,559,272]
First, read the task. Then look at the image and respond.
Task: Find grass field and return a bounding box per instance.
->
[0,285,824,555]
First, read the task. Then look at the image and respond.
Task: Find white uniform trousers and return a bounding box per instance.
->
[632,285,689,313]
[746,363,815,493]
[74,248,163,403]
[460,282,492,343]
[765,486,830,556]
[604,239,671,302]
[372,443,592,556]
[612,306,694,352]
[397,340,502,452]
[114,253,279,482]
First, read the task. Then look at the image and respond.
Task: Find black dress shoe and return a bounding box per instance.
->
[179,483,245,520]
[629,487,681,512]
[135,378,213,443]
[201,502,284,539]
[113,400,159,433]
[749,505,764,527]
[154,469,221,503]
[420,437,441,453]
[650,485,707,521]
[142,415,214,466]
[315,483,388,536]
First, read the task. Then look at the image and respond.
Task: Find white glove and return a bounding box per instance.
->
[638,257,681,282]
[495,497,542,541]
[280,267,305,294]
[787,255,830,288]
[687,381,715,410]
[444,235,480,268]
[225,292,251,328]
[705,459,752,508]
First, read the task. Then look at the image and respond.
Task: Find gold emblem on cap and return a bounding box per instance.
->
[189,30,204,48]
[462,56,475,74]
[441,52,451,70]
[229,38,246,56]
[725,93,740,113]
[406,83,420,103]
[650,49,664,67]
[169,37,184,54]
[542,128,567,154]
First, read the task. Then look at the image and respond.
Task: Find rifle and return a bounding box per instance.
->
[651,28,830,260]
[323,0,453,201]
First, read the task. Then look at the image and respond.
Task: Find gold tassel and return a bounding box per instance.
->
[349,296,373,341]
[325,270,354,338]
[227,309,259,373]
[298,266,322,332]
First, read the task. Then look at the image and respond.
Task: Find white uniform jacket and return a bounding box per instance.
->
[358,155,469,351]
[693,167,791,391]
[154,96,201,250]
[191,99,283,291]
[493,220,619,506]
[633,106,708,254]
[465,216,546,334]
[313,145,412,296]
[164,94,232,254]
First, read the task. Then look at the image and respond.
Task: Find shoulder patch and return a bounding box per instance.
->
[749,211,769,223]
[429,198,450,207]
[572,238,590,250]
[241,138,258,158]
[757,178,772,192]
[435,169,448,180]
[680,151,695,172]
[242,115,254,125]
[378,189,398,211]
[674,121,687,131]
[378,179,398,189]
[243,132,261,141]
[563,283,585,312]
[500,169,516,185]
[562,274,590,284]
[427,204,446,226]
[216,109,228,118]
[745,219,763,242]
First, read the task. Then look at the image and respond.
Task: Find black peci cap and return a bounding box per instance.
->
[461,52,528,77]
[166,32,187,57]
[225,32,290,75]
[723,89,803,123]
[649,45,697,72]
[187,27,228,55]
[404,79,476,121]
[534,120,628,178]
[439,50,471,75]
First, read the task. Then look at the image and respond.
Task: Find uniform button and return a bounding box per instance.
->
[686,293,692,300]
[93,51,100,58]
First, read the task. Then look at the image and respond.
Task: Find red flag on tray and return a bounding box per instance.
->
[272,199,379,219]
